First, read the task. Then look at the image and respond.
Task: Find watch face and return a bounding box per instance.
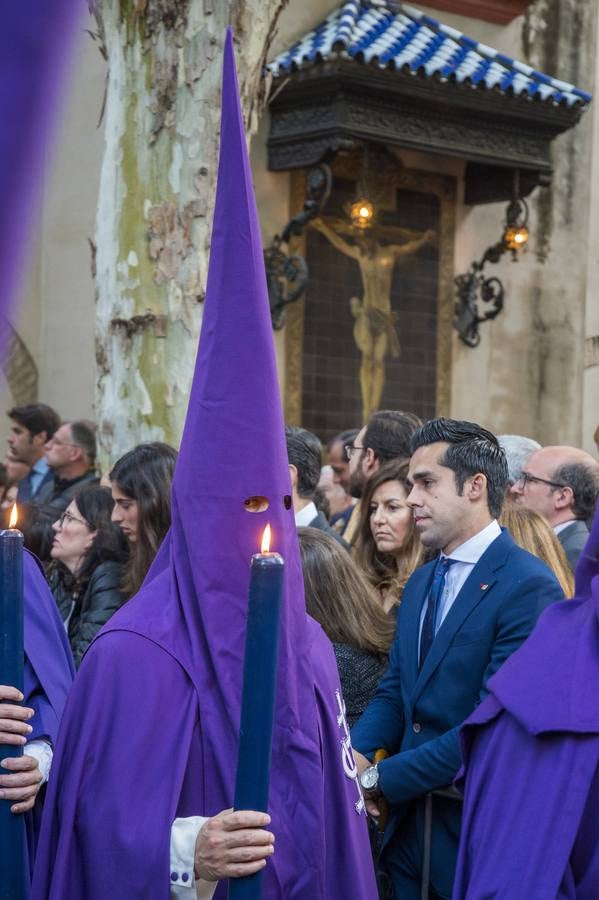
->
[360,766,378,791]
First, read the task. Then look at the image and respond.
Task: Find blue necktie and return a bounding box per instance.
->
[419,556,456,669]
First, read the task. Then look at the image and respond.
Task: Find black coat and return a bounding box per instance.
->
[333,642,387,728]
[50,560,127,667]
[308,510,350,551]
[38,470,100,517]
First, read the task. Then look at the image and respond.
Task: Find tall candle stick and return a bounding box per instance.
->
[229,524,284,900]
[0,505,25,900]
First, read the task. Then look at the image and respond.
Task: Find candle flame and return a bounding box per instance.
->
[9,503,18,529]
[261,524,271,554]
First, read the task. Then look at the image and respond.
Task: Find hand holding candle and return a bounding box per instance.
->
[229,524,284,900]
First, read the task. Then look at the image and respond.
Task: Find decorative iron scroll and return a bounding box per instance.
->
[265,164,331,330]
[454,193,528,347]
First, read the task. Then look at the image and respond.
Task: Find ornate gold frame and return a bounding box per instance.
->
[283,152,456,425]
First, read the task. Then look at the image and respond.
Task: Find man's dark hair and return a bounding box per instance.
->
[8,403,60,440]
[326,429,359,454]
[411,418,508,519]
[69,420,97,466]
[553,462,599,521]
[285,425,322,499]
[363,410,422,464]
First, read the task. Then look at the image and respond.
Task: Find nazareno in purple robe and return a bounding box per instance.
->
[21,552,75,890]
[32,31,378,900]
[0,3,79,869]
[454,511,599,899]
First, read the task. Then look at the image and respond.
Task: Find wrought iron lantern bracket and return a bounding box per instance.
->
[264,164,331,330]
[454,180,529,347]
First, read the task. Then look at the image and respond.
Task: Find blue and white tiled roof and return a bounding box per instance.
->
[269,0,591,108]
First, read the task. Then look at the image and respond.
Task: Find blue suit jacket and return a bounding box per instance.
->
[351,528,564,884]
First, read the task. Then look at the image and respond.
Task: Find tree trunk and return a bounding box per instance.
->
[94,0,285,468]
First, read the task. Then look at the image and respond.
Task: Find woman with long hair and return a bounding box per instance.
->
[298,527,395,727]
[49,485,129,667]
[500,504,574,596]
[354,459,424,613]
[109,442,178,597]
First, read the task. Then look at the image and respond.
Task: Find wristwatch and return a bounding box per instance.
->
[360,764,379,794]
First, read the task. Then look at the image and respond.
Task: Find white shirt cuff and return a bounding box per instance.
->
[24,739,53,784]
[170,816,217,900]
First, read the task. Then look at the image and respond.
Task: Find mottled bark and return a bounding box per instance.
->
[94,0,285,467]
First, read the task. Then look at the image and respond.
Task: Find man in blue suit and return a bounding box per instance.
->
[352,418,564,899]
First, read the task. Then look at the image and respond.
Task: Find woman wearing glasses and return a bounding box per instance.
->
[49,486,129,667]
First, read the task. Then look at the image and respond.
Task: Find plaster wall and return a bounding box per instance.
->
[450,0,596,450]
[0,16,105,453]
[582,18,599,453]
[37,25,105,424]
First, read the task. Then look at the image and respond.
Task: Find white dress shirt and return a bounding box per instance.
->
[419,520,502,647]
[294,501,318,527]
[170,818,216,899]
[24,739,53,783]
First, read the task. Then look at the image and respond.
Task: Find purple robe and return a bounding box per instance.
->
[24,552,75,746]
[32,31,377,900]
[21,552,75,890]
[454,513,599,898]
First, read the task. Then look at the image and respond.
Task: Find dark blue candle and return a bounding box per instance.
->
[0,507,25,900]
[229,525,284,900]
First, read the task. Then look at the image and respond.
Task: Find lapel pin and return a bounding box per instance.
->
[480,583,489,591]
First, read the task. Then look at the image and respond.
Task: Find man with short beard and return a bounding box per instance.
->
[344,410,421,545]
[7,404,60,503]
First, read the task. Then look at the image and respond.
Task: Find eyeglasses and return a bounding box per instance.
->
[518,472,566,490]
[344,443,364,461]
[58,510,88,528]
[47,438,79,448]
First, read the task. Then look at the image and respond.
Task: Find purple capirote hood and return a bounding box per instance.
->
[108,26,317,813]
[469,508,599,736]
[35,28,376,899]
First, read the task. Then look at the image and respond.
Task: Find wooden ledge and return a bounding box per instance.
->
[422,1,533,25]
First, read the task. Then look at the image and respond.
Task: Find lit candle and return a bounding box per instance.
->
[0,504,25,900]
[229,524,284,900]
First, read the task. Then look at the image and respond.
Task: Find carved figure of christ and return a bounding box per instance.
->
[311,217,435,421]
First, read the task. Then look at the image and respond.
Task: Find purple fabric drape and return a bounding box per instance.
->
[0,1,80,345]
[454,511,599,898]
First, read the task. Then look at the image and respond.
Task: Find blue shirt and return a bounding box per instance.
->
[29,456,51,496]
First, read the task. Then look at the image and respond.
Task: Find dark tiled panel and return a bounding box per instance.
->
[302,188,440,444]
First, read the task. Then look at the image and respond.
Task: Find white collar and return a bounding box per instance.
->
[444,520,501,565]
[295,501,318,528]
[554,519,578,535]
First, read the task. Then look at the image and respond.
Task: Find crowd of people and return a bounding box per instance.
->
[2,399,599,898]
[0,404,179,667]
[281,411,599,897]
